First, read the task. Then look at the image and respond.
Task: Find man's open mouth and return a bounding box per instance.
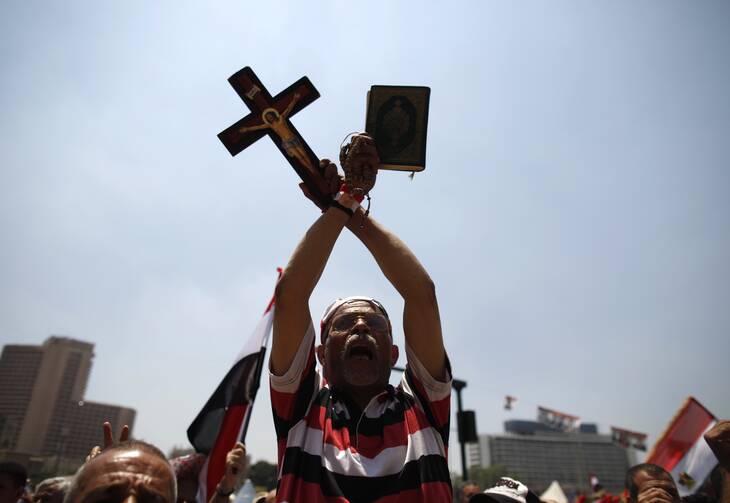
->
[346,345,375,361]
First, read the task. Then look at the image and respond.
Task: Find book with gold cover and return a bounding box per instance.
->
[365,85,430,172]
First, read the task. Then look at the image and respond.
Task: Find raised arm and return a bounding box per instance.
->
[238,123,269,134]
[281,93,301,118]
[346,212,446,380]
[270,190,353,375]
[295,142,446,380]
[705,421,730,503]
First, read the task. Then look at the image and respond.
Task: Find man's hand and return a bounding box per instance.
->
[218,442,248,494]
[298,159,342,209]
[705,420,730,471]
[637,487,677,503]
[339,133,379,197]
[86,421,130,461]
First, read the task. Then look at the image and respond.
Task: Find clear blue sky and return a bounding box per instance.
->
[1,1,729,470]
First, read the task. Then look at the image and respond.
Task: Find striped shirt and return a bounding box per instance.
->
[270,324,452,503]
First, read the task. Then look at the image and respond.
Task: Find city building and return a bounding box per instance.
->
[0,336,135,466]
[468,420,631,494]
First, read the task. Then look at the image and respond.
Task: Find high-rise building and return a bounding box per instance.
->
[468,420,630,494]
[0,336,135,462]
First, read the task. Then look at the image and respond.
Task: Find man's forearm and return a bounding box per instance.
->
[278,207,349,303]
[346,211,433,300]
[271,206,351,374]
[720,469,730,503]
[345,209,446,378]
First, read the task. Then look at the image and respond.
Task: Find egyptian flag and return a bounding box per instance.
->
[187,277,278,503]
[646,396,718,497]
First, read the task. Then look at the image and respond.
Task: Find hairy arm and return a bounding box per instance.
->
[346,211,446,380]
[271,205,350,375]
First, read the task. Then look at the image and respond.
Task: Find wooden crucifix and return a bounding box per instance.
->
[217,67,331,207]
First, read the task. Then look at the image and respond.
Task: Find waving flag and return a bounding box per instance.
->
[646,396,718,497]
[187,272,279,503]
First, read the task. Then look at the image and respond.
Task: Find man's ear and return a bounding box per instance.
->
[316,344,325,366]
[390,344,399,367]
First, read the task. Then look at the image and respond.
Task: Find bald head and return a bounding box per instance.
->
[66,441,176,503]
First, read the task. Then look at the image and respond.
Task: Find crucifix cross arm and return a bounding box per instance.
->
[217,67,332,208]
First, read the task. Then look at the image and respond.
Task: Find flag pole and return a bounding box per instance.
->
[238,267,281,443]
[239,346,267,442]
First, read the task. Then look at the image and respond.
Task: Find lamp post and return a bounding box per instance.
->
[452,379,469,481]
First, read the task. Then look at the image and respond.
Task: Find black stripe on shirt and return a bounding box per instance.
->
[280,446,451,501]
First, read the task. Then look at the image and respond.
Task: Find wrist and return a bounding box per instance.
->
[339,182,365,203]
[216,483,234,497]
[334,191,359,210]
[328,191,360,217]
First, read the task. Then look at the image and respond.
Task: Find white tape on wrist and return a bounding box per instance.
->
[334,191,361,212]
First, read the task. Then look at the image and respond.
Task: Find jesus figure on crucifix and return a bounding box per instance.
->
[237,93,314,170]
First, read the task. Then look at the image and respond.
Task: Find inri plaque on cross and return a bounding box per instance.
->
[217,67,331,207]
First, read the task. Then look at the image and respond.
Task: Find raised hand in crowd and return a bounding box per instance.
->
[85,421,130,461]
[211,442,248,503]
[637,487,678,503]
[705,420,730,471]
[626,464,680,503]
[705,421,730,503]
[170,443,248,503]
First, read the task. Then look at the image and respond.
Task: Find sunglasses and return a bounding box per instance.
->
[329,312,390,334]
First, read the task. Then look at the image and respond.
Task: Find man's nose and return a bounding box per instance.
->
[122,493,138,503]
[352,317,369,333]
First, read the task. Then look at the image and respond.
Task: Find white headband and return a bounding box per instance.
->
[319,296,391,342]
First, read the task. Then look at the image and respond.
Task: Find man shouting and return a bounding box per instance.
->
[270,134,452,502]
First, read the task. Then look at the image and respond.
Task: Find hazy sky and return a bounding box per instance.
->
[2,1,729,471]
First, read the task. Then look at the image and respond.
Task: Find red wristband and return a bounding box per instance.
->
[339,183,365,203]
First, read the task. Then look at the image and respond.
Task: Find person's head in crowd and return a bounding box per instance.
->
[459,480,481,503]
[317,297,398,398]
[625,463,680,503]
[65,440,176,503]
[168,453,206,503]
[468,477,540,503]
[33,477,72,503]
[0,462,27,503]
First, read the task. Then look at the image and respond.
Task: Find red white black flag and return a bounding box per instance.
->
[187,279,277,503]
[646,396,717,497]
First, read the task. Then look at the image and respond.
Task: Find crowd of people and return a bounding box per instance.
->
[2,139,728,502]
[454,437,730,503]
[0,423,274,503]
[0,419,727,503]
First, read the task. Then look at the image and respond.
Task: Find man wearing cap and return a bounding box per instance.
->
[270,146,451,501]
[469,478,541,503]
